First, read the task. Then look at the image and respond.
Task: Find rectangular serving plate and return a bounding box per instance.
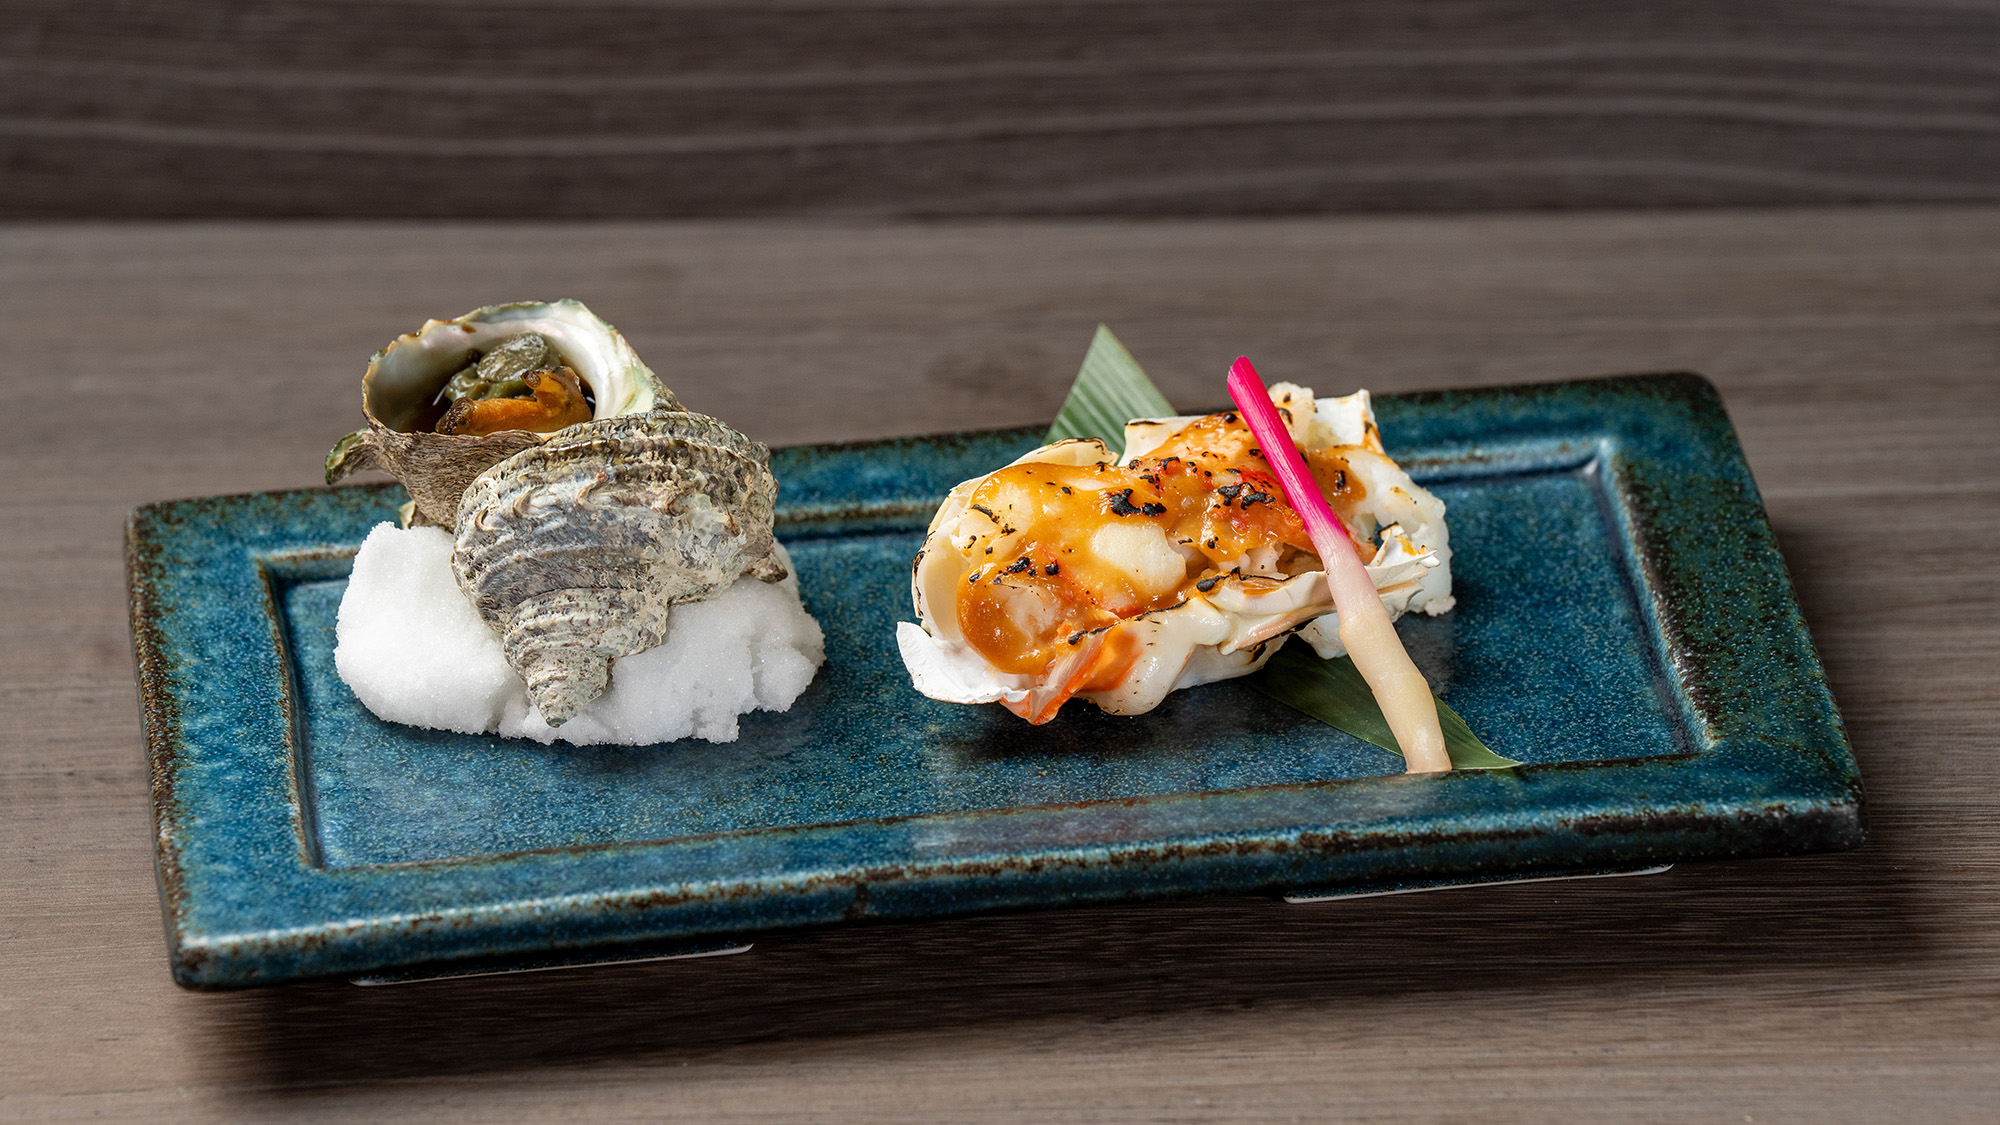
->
[127,374,1862,988]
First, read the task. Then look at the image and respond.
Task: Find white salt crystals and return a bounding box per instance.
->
[334,522,825,746]
[335,523,520,734]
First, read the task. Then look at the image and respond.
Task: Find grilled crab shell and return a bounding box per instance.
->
[896,384,1453,722]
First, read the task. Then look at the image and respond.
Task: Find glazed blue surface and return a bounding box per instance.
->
[127,375,1862,988]
[285,462,1679,868]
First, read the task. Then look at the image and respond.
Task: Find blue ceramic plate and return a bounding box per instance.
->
[127,374,1862,989]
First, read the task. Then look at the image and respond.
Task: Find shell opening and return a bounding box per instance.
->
[363,299,665,434]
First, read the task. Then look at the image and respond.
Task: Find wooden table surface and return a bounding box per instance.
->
[3,207,1996,1121]
[11,0,2000,218]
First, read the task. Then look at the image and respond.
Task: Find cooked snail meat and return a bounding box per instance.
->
[437,364,592,437]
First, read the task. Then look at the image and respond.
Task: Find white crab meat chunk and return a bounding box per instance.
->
[1088,521,1188,606]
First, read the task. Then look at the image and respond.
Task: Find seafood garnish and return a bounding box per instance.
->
[897,383,1451,724]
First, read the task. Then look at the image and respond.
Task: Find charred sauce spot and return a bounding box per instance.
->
[1106,489,1167,517]
[1214,480,1273,508]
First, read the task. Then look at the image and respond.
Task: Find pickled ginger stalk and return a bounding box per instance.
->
[1226,357,1451,774]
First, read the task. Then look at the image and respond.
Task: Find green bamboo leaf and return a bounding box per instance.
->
[1251,643,1520,770]
[1045,325,1177,447]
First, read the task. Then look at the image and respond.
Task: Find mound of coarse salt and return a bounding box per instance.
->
[333,522,825,746]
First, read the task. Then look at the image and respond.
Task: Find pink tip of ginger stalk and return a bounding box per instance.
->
[1225,357,1451,774]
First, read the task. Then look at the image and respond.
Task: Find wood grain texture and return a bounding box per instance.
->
[3,208,1998,1121]
[3,0,1999,217]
